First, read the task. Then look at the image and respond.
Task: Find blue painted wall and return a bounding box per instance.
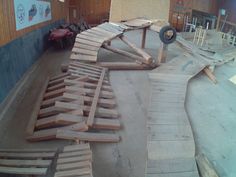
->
[0,20,64,103]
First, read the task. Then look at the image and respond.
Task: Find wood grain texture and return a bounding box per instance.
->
[146,53,209,177]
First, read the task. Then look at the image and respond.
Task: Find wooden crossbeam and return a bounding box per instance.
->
[87,68,106,127]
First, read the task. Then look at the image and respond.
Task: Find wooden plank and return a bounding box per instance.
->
[35,113,85,129]
[0,159,51,167]
[147,158,198,174]
[64,79,112,92]
[82,105,119,118]
[70,53,97,62]
[63,144,90,152]
[68,65,103,76]
[57,154,92,164]
[196,154,219,177]
[0,148,57,153]
[56,130,120,142]
[25,77,49,136]
[102,44,146,62]
[77,34,105,43]
[75,38,102,47]
[98,23,122,34]
[93,27,117,37]
[50,73,70,81]
[58,150,91,158]
[0,166,47,175]
[141,27,147,49]
[73,42,100,51]
[70,61,104,70]
[80,31,109,40]
[54,167,91,177]
[56,161,91,171]
[203,67,217,84]
[72,48,98,56]
[65,86,114,99]
[27,122,88,142]
[0,152,55,158]
[87,68,106,126]
[93,118,120,130]
[97,62,154,70]
[120,35,152,64]
[69,62,103,72]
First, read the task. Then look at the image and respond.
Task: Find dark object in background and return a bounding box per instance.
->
[48,19,90,49]
[159,26,177,45]
[49,29,73,49]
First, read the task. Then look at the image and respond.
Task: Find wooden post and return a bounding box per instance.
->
[216,9,221,31]
[157,43,168,64]
[141,27,147,48]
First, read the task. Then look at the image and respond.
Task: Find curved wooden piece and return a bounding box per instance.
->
[146,54,209,177]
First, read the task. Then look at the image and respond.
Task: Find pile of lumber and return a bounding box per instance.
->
[0,148,57,176]
[54,143,93,177]
[26,62,121,143]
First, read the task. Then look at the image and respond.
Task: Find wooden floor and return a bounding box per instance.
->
[146,53,209,177]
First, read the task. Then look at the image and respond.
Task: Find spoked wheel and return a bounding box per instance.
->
[159,26,177,45]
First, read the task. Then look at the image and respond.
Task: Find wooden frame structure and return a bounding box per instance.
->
[26,62,121,143]
[70,19,169,70]
[0,148,57,176]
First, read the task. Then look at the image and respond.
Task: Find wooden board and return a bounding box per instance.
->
[87,68,106,126]
[56,130,120,143]
[145,54,209,177]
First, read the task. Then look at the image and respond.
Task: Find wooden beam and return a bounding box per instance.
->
[203,67,217,84]
[0,167,48,175]
[56,129,121,143]
[141,27,147,48]
[102,44,145,62]
[25,77,49,136]
[97,62,155,70]
[87,68,106,127]
[120,35,152,64]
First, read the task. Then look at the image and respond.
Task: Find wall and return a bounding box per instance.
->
[109,0,170,22]
[219,0,236,23]
[169,0,218,31]
[67,0,111,25]
[0,0,66,103]
[0,0,65,47]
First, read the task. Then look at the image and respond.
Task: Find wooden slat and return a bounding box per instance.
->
[63,144,90,152]
[75,38,102,47]
[87,68,106,126]
[73,42,100,51]
[56,161,91,171]
[0,152,55,158]
[72,48,98,56]
[70,53,97,62]
[56,130,120,143]
[27,122,88,142]
[35,113,84,129]
[64,79,113,92]
[0,166,48,175]
[54,167,91,177]
[0,148,57,153]
[57,154,92,164]
[0,159,51,167]
[77,34,105,43]
[25,78,49,136]
[120,35,152,64]
[58,150,91,158]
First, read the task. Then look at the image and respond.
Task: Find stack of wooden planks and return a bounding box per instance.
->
[54,143,93,177]
[26,61,121,143]
[0,148,57,176]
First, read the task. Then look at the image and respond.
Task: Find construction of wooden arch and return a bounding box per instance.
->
[70,19,169,70]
